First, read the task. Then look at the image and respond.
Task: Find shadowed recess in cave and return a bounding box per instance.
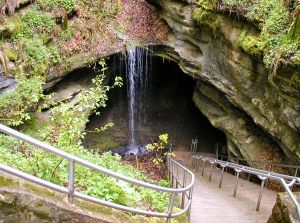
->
[84,49,226,155]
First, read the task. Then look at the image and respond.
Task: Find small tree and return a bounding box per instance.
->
[146,134,175,166]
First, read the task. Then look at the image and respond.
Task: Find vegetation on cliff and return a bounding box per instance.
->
[0,0,171,215]
[193,0,300,84]
[0,0,167,126]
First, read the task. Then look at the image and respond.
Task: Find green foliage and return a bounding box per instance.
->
[13,10,55,39]
[4,48,18,62]
[0,76,44,126]
[195,0,215,10]
[193,7,220,34]
[101,0,122,17]
[24,39,61,75]
[0,59,170,212]
[246,0,289,34]
[62,12,69,30]
[79,0,122,20]
[195,0,300,84]
[291,72,300,85]
[37,0,76,13]
[49,67,122,148]
[0,135,170,211]
[289,12,300,42]
[146,134,175,166]
[220,0,250,6]
[0,17,21,38]
[238,31,266,58]
[5,8,60,78]
[0,134,32,173]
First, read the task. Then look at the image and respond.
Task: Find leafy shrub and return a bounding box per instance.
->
[146,134,175,166]
[0,59,171,211]
[13,10,55,39]
[24,39,61,75]
[0,76,44,126]
[0,136,170,211]
[37,0,76,13]
[246,0,289,34]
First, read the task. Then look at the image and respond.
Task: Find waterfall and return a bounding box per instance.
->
[126,47,151,146]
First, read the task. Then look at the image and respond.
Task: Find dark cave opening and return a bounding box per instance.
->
[84,51,227,155]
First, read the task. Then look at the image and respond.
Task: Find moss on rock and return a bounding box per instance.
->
[192,7,220,34]
[238,31,266,59]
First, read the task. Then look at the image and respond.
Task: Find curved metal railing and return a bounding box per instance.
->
[192,154,300,219]
[0,124,195,223]
[218,155,300,178]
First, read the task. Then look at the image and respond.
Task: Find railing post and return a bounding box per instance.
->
[292,168,299,190]
[248,161,254,181]
[191,156,195,168]
[187,187,193,223]
[171,161,175,187]
[233,169,241,197]
[196,158,200,172]
[256,177,266,211]
[166,193,176,223]
[167,157,171,180]
[266,163,272,187]
[181,171,187,209]
[175,165,179,188]
[201,159,206,176]
[219,165,226,188]
[209,161,214,181]
[68,159,75,203]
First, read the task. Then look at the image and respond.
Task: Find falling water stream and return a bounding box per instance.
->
[126,47,151,149]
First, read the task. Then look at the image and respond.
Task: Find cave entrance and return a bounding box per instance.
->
[84,51,226,154]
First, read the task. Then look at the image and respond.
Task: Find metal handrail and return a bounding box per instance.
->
[192,154,300,219]
[0,124,195,222]
[219,155,300,174]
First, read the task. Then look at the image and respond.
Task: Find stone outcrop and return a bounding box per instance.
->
[0,73,16,95]
[268,192,300,223]
[150,0,300,164]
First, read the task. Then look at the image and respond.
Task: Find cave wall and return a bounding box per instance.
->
[150,0,300,164]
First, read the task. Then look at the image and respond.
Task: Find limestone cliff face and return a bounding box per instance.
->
[150,0,300,164]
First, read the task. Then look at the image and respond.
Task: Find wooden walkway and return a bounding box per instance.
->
[175,152,276,223]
